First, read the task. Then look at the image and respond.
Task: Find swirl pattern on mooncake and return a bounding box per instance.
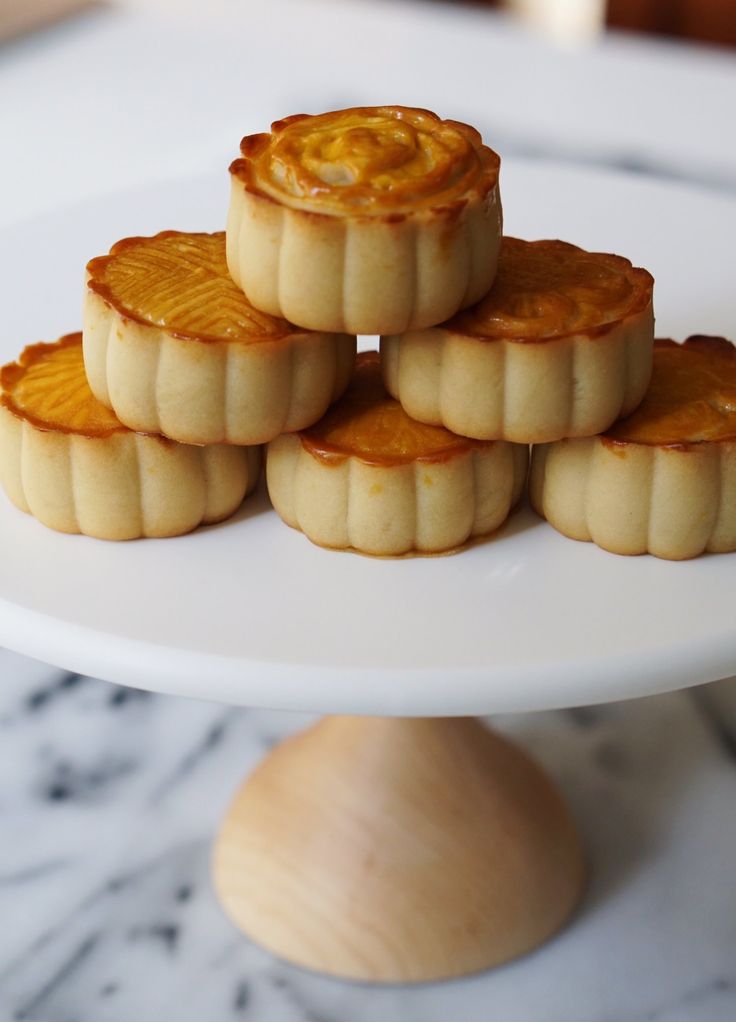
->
[227,106,503,334]
[232,107,498,215]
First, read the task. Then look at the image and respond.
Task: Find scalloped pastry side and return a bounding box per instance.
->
[266,434,525,556]
[530,436,736,560]
[226,181,501,335]
[382,302,654,444]
[83,287,356,445]
[0,406,260,539]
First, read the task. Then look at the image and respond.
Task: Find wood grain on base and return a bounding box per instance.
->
[213,716,585,983]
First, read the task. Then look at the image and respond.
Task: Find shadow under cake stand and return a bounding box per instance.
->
[1,491,734,983]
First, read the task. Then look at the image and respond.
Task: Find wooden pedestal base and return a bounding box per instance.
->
[212,716,585,983]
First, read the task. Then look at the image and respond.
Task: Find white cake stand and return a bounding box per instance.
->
[1,162,735,982]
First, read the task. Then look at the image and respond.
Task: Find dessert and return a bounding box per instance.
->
[84,231,356,445]
[0,334,261,539]
[530,336,736,560]
[382,237,654,444]
[227,106,502,334]
[266,351,528,556]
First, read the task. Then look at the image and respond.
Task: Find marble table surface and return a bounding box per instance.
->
[3,1,736,1019]
[1,655,736,1021]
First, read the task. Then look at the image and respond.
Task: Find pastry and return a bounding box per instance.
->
[266,351,528,556]
[84,231,356,445]
[382,237,654,443]
[0,334,260,540]
[227,106,502,334]
[530,336,736,560]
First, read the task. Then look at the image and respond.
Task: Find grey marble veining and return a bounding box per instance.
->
[1,648,736,1021]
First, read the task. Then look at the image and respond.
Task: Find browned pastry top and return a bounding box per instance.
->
[231,106,500,217]
[87,231,295,342]
[1,333,125,437]
[605,336,736,445]
[301,351,487,465]
[447,237,653,341]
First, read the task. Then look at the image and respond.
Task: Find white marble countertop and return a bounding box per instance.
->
[2,1,736,1018]
[1,658,736,1021]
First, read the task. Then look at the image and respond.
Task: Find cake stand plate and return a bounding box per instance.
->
[1,161,735,981]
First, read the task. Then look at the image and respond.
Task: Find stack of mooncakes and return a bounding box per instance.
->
[1,106,733,559]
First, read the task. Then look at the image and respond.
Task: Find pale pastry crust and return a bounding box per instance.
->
[227,107,502,334]
[382,238,654,444]
[0,335,261,540]
[84,231,356,446]
[529,337,736,560]
[266,353,527,556]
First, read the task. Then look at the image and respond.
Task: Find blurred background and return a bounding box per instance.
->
[1,0,736,231]
[4,0,736,48]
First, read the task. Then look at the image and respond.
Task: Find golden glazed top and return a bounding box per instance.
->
[87,232,294,342]
[1,334,126,438]
[301,352,486,465]
[448,238,653,341]
[231,106,500,216]
[606,337,736,446]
